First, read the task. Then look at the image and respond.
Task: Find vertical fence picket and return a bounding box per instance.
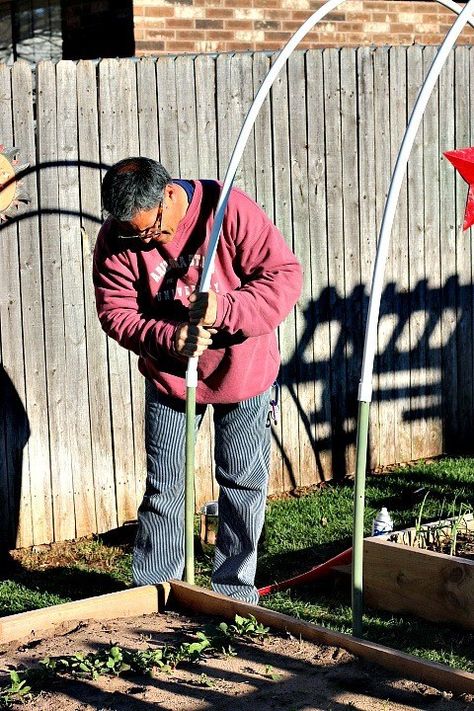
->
[194,54,218,180]
[288,51,314,488]
[407,46,428,461]
[306,49,333,481]
[438,51,458,453]
[56,60,96,537]
[340,47,361,476]
[324,48,348,478]
[389,47,412,466]
[156,56,180,176]
[98,58,140,526]
[12,61,52,546]
[253,51,282,494]
[137,57,160,162]
[271,56,300,492]
[422,46,443,458]
[37,61,75,542]
[77,59,117,533]
[0,63,29,549]
[358,46,379,470]
[454,46,473,452]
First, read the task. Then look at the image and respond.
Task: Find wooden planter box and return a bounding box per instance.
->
[364,513,474,631]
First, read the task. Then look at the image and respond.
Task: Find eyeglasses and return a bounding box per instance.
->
[116,201,163,240]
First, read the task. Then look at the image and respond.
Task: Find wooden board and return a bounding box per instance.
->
[12,60,52,547]
[36,61,75,542]
[364,532,474,631]
[0,585,167,645]
[170,581,474,695]
[0,581,472,695]
[306,49,333,480]
[56,60,96,538]
[0,63,27,549]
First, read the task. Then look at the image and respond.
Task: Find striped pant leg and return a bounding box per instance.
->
[211,389,272,604]
[132,381,204,586]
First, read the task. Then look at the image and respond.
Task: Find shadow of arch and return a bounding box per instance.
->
[0,366,29,567]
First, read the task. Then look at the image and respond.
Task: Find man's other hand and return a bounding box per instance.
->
[188,289,217,327]
[174,323,213,357]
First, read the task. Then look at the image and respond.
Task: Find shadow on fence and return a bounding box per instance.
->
[276,274,472,488]
[0,367,29,562]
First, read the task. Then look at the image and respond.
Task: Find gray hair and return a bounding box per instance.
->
[101,157,171,221]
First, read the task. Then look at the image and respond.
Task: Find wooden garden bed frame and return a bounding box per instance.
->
[0,581,473,695]
[364,513,474,631]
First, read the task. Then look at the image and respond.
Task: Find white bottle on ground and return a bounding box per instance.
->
[371,507,393,536]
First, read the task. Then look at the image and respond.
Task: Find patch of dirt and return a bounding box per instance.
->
[0,610,472,711]
[424,531,474,561]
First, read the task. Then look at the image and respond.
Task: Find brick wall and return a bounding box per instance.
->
[133,0,474,55]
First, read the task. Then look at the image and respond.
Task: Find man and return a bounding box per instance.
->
[93,157,302,604]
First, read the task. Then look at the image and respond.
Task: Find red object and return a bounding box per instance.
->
[444,147,474,230]
[258,547,352,597]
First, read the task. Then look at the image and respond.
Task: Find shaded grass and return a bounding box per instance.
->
[1,457,473,671]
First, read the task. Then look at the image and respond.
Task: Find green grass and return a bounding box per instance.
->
[1,456,473,672]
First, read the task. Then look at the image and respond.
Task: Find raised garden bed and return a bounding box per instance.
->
[0,581,473,710]
[364,513,474,631]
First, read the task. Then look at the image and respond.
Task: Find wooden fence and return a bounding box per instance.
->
[1,46,473,548]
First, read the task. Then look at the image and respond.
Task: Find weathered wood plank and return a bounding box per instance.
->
[137,57,160,161]
[364,536,474,631]
[0,62,28,550]
[12,60,52,546]
[358,46,379,470]
[253,51,283,494]
[288,51,314,488]
[422,45,443,458]
[438,51,458,454]
[388,47,411,465]
[171,581,474,695]
[194,54,218,179]
[324,48,347,479]
[340,47,360,476]
[98,58,139,526]
[454,46,473,452]
[0,585,167,645]
[156,55,180,176]
[56,60,96,538]
[306,49,332,482]
[77,59,117,533]
[271,55,300,492]
[406,46,427,461]
[36,61,75,542]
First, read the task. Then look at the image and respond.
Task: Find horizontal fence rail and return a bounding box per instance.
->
[0,46,473,548]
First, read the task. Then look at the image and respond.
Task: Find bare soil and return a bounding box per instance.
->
[0,610,472,711]
[424,530,474,561]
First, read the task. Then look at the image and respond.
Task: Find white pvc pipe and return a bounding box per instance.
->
[185,0,348,387]
[358,0,474,403]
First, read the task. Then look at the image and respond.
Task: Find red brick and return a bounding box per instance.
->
[166,18,192,28]
[195,18,224,28]
[206,8,234,18]
[145,6,175,17]
[224,20,254,30]
[200,29,236,40]
[136,40,165,51]
[144,29,176,39]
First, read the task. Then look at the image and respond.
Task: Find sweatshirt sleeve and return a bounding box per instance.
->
[213,191,303,338]
[93,223,177,360]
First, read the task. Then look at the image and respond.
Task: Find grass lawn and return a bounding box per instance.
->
[1,457,473,672]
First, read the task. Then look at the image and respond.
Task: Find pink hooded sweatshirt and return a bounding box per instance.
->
[93,180,302,404]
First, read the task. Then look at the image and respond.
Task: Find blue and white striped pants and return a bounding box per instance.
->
[132,381,271,604]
